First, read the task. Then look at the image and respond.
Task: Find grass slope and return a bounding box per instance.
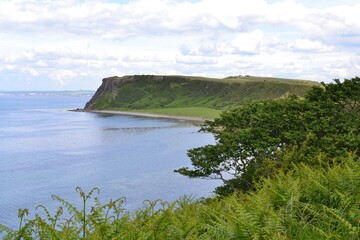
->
[90,75,319,117]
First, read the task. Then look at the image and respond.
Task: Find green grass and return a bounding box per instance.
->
[118,107,222,118]
[87,75,319,112]
[172,75,318,85]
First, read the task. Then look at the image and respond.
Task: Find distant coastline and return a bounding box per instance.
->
[0,90,94,97]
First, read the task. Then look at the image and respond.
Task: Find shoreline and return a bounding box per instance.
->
[73,109,209,123]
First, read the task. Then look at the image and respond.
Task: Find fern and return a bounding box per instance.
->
[1,154,359,239]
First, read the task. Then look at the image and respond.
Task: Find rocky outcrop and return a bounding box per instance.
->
[84,75,172,109]
[85,75,170,109]
[85,76,131,109]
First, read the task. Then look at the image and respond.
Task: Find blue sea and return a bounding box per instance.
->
[0,92,220,229]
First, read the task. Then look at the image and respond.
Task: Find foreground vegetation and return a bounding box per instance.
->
[177,77,360,195]
[1,77,359,239]
[0,155,359,239]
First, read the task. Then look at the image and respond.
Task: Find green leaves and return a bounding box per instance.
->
[177,77,360,195]
[0,187,128,239]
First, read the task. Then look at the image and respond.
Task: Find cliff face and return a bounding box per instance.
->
[85,75,168,109]
[84,75,318,110]
[85,76,132,109]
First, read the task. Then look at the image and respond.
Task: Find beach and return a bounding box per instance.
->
[85,109,208,123]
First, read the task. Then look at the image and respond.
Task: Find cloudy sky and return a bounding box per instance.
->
[1,0,359,90]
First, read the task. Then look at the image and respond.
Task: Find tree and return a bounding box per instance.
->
[175,77,360,195]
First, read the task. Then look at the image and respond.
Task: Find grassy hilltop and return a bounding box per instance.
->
[85,75,319,118]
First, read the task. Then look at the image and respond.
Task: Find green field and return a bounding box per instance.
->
[170,75,317,85]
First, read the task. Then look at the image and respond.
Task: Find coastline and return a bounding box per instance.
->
[76,109,209,123]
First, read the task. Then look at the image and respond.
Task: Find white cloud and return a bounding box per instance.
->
[176,56,217,65]
[350,55,360,70]
[4,65,17,71]
[0,0,360,90]
[232,30,264,54]
[21,67,40,76]
[49,69,78,84]
[293,39,334,52]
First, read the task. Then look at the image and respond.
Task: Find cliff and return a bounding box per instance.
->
[85,76,133,109]
[84,75,319,111]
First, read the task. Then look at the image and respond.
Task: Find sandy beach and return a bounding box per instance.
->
[86,109,208,123]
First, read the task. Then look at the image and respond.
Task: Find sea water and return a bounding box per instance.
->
[0,92,220,229]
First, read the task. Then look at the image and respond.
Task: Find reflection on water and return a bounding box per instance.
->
[0,95,221,229]
[102,122,194,134]
[104,126,169,133]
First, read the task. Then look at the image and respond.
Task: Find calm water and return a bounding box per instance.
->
[0,93,220,228]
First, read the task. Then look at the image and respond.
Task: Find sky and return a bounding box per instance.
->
[1,0,359,90]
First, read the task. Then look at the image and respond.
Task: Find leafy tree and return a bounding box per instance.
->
[176,77,360,195]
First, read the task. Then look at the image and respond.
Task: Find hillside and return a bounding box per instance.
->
[84,75,319,117]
